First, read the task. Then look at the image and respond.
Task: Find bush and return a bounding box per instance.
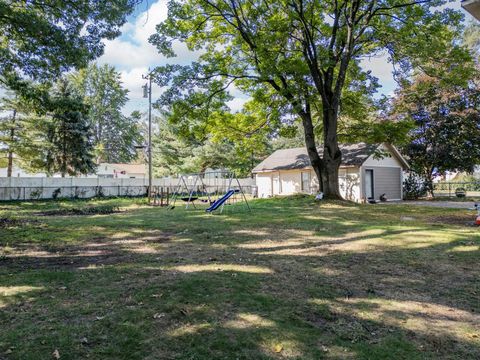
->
[403,173,428,200]
[52,188,62,200]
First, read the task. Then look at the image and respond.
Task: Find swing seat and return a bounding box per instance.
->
[181,197,198,202]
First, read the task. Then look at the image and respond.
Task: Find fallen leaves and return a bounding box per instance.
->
[273,344,283,353]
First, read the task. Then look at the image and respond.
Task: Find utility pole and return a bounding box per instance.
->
[142,69,153,201]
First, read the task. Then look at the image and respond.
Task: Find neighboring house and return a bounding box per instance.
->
[462,0,480,20]
[252,143,409,202]
[0,165,47,178]
[96,163,146,179]
[0,163,146,179]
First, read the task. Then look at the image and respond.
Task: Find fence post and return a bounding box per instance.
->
[448,183,451,198]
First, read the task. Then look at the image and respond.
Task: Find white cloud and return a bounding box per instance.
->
[99,0,168,69]
[97,0,201,114]
[99,0,198,70]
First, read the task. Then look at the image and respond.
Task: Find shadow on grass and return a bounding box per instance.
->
[0,197,479,359]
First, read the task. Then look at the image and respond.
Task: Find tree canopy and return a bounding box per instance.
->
[0,0,140,82]
[70,63,143,163]
[151,0,471,198]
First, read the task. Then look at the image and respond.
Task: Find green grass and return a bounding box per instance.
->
[1,196,479,359]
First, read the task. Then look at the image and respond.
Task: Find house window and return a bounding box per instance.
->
[301,171,311,193]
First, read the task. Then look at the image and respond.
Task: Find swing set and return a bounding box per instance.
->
[159,171,251,214]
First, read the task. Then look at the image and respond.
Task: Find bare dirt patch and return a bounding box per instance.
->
[427,214,476,226]
[36,205,120,217]
[0,217,41,229]
[1,231,174,270]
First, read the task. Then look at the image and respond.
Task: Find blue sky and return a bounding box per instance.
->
[96,0,475,115]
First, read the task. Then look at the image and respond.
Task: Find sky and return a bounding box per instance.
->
[96,0,476,116]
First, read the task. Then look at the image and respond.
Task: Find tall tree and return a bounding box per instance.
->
[70,64,143,163]
[0,95,21,176]
[37,79,96,177]
[0,92,44,176]
[151,0,470,198]
[153,111,271,177]
[393,74,480,195]
[0,0,140,83]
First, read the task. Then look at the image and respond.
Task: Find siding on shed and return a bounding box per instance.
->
[362,144,404,168]
[361,166,402,200]
[256,173,272,198]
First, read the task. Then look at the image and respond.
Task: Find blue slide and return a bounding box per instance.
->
[206,190,235,213]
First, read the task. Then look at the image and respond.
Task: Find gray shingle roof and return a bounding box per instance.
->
[252,143,380,173]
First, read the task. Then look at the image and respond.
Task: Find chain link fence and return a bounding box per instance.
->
[432,182,480,198]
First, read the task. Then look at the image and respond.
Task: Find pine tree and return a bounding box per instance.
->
[0,93,41,176]
[40,80,96,177]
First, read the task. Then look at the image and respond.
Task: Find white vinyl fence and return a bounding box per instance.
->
[0,177,256,201]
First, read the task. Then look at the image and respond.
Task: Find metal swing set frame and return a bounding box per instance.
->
[169,170,251,214]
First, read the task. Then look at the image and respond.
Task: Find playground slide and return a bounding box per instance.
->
[206,190,235,213]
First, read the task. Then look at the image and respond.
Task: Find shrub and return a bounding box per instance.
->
[52,188,62,200]
[96,186,105,198]
[403,173,428,200]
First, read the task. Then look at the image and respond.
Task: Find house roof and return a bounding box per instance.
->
[110,163,146,174]
[462,0,480,20]
[252,143,408,173]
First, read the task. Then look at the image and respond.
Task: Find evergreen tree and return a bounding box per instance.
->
[0,93,44,176]
[39,80,96,177]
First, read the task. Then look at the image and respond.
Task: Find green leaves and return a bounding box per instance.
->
[69,63,143,163]
[0,0,140,81]
[394,73,480,188]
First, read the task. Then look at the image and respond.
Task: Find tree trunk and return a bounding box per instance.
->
[7,149,13,177]
[319,107,342,199]
[7,110,17,177]
[300,106,342,199]
[300,111,323,193]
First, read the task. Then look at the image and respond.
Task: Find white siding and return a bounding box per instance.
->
[256,173,272,198]
[280,170,302,194]
[255,167,362,202]
[362,144,403,168]
[339,167,361,201]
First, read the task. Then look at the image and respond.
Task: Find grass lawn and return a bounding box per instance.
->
[0,196,479,359]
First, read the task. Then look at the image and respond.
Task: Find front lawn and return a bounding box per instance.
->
[0,197,479,359]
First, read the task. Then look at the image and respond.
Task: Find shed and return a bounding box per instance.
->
[252,143,409,202]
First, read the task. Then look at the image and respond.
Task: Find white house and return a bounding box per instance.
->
[96,163,146,179]
[0,163,146,179]
[252,143,409,202]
